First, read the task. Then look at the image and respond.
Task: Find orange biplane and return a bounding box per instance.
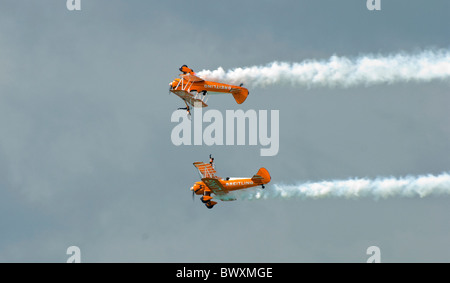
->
[169,65,249,115]
[190,155,271,209]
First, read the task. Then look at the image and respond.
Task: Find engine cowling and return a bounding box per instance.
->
[191,183,204,195]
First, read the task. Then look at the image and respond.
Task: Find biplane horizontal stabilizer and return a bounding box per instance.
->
[251,168,271,184]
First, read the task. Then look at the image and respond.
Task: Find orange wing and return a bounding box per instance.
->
[180,73,205,83]
[193,162,218,178]
[201,178,229,196]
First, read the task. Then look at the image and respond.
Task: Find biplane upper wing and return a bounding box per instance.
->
[201,177,229,196]
[193,162,218,178]
[171,90,208,107]
[180,73,205,83]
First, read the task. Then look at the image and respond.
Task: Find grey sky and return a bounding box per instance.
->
[0,0,449,262]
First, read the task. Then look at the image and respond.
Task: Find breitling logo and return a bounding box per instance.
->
[204,84,232,90]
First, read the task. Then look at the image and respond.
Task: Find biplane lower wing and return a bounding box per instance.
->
[171,90,208,108]
[201,177,229,196]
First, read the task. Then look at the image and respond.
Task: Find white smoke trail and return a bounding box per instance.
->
[197,49,450,88]
[230,172,450,201]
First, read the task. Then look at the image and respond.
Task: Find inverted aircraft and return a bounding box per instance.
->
[190,155,271,209]
[169,65,249,115]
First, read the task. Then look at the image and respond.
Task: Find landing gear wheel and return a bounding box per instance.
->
[205,201,217,209]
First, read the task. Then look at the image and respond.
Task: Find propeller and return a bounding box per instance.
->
[191,184,204,201]
[190,186,195,201]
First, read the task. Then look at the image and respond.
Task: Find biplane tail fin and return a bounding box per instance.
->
[251,167,271,184]
[231,87,249,104]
